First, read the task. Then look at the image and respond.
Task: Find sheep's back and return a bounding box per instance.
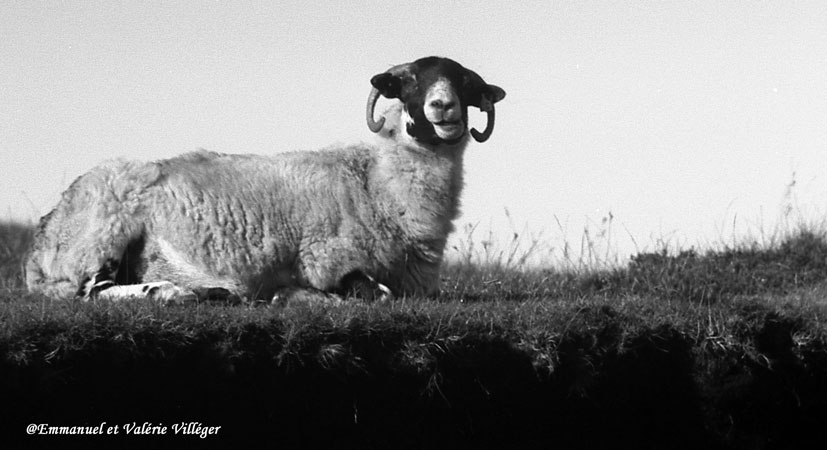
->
[144,148,379,281]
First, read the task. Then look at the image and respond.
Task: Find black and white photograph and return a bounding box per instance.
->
[2,1,826,448]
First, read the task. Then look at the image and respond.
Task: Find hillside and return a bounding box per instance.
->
[2,222,827,449]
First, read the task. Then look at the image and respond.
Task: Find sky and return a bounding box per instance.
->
[2,1,827,267]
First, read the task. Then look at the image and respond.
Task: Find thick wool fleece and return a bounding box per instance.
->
[26,104,467,300]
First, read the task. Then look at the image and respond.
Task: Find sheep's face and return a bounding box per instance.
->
[367,57,505,145]
[419,77,465,142]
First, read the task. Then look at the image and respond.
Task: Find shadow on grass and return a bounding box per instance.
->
[5,305,825,450]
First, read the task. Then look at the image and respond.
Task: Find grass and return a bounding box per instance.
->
[2,219,827,449]
[0,222,32,292]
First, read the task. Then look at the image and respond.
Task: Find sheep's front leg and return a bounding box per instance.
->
[91,282,243,304]
[78,252,242,304]
[78,262,196,304]
[94,282,196,303]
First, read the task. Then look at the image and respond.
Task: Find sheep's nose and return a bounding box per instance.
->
[430,99,456,111]
[424,79,462,123]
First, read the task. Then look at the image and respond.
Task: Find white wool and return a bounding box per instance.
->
[26,101,468,301]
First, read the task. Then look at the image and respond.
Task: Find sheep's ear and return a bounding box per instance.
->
[463,70,506,109]
[370,73,404,99]
[484,85,506,104]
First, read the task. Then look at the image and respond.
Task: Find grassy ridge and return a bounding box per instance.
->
[2,222,827,449]
[443,228,827,304]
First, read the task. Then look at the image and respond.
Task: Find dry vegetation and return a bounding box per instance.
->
[2,218,827,449]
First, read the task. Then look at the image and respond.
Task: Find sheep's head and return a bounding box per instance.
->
[366,57,506,144]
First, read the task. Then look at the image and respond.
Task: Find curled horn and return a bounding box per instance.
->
[366,63,412,133]
[470,98,496,143]
[366,88,384,133]
[465,67,501,143]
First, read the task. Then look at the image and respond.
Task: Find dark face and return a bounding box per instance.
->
[370,57,506,145]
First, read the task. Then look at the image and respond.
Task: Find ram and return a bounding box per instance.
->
[25,56,506,303]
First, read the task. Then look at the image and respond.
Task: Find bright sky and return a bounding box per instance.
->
[2,1,827,267]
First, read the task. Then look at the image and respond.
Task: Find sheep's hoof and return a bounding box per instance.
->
[374,282,393,302]
[270,287,299,307]
[191,287,243,305]
[143,282,195,304]
[81,279,115,301]
[271,288,342,308]
[78,274,116,301]
[339,272,394,302]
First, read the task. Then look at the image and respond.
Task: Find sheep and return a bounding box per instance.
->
[25,56,506,303]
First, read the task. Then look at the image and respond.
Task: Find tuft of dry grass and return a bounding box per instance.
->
[0,222,32,292]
